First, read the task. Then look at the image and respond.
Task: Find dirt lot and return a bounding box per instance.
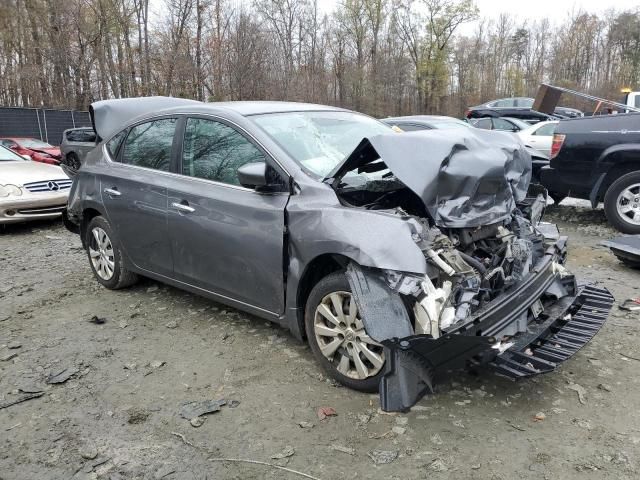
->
[1,202,639,480]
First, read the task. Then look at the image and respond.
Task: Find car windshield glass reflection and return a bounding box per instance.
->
[253,111,391,177]
[0,145,27,161]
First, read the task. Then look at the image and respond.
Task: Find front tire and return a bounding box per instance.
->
[604,171,640,234]
[85,216,138,289]
[305,272,385,392]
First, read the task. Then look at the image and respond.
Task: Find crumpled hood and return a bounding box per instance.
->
[30,147,61,158]
[326,128,532,228]
[90,96,202,141]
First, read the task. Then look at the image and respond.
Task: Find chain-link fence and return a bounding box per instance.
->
[0,107,92,146]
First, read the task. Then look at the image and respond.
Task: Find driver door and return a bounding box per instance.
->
[167,117,289,315]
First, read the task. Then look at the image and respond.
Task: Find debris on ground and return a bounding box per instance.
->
[190,416,205,428]
[270,445,295,459]
[79,441,98,460]
[317,406,337,420]
[534,412,546,422]
[330,445,355,455]
[1,352,18,362]
[7,341,22,349]
[228,399,240,408]
[429,458,449,472]
[619,298,640,311]
[179,399,226,420]
[298,421,314,429]
[165,320,178,329]
[597,383,612,392]
[567,383,587,405]
[46,367,79,384]
[368,450,398,464]
[170,431,194,447]
[0,391,44,410]
[127,408,150,424]
[88,315,106,324]
[144,360,166,375]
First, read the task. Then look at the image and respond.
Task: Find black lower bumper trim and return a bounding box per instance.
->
[490,285,613,379]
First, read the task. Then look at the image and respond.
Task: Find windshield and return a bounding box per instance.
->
[0,145,27,162]
[252,111,392,177]
[18,138,54,149]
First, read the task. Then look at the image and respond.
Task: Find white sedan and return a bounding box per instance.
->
[516,120,558,157]
[0,146,71,224]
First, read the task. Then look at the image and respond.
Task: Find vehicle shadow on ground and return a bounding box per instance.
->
[0,217,64,235]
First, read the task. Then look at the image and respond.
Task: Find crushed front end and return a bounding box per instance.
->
[328,130,613,411]
[347,208,613,411]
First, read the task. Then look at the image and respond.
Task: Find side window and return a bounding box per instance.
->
[492,118,514,131]
[78,130,96,143]
[106,130,128,159]
[534,124,556,136]
[475,118,492,130]
[182,118,266,186]
[121,118,176,171]
[494,99,515,107]
[66,131,79,142]
[515,98,534,108]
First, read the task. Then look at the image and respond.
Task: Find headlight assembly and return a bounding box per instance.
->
[0,184,23,197]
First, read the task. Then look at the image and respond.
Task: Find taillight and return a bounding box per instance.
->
[550,134,565,159]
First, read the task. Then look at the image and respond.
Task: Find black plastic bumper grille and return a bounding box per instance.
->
[490,285,613,379]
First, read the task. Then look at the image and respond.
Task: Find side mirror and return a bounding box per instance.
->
[237,162,285,191]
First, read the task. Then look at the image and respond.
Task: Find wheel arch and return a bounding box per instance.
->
[594,152,640,203]
[294,253,355,340]
[80,206,106,248]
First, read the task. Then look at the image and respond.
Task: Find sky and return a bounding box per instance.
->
[314,0,640,27]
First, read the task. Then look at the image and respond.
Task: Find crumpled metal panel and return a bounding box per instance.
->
[90,96,202,141]
[345,263,413,341]
[326,129,532,228]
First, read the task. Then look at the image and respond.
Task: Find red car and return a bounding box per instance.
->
[0,137,62,165]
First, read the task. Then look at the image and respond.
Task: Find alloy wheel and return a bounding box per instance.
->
[89,227,115,280]
[313,291,385,380]
[616,183,640,226]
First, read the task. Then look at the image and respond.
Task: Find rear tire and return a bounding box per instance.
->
[604,171,640,234]
[85,216,138,290]
[305,271,385,393]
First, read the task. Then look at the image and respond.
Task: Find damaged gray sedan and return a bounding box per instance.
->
[65,97,613,411]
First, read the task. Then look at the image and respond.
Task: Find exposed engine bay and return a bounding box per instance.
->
[339,179,558,341]
[326,130,612,412]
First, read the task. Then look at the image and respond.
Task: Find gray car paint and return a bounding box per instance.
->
[67,97,528,342]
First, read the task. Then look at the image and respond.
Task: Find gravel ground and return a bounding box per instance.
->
[1,201,639,480]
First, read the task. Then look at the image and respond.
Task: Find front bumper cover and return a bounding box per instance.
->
[377,245,613,412]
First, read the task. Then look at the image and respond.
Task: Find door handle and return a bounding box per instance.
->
[171,202,195,214]
[104,187,121,197]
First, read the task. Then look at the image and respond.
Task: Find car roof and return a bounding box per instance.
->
[208,101,347,116]
[148,101,348,118]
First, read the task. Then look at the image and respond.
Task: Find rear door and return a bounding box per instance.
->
[100,117,178,276]
[167,116,289,314]
[527,123,556,156]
